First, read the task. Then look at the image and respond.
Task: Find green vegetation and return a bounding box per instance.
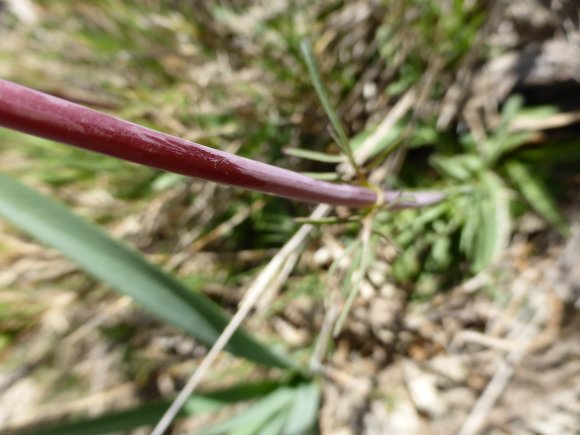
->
[0,0,577,433]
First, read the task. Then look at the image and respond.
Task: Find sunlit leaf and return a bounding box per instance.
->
[0,173,292,369]
[254,410,289,435]
[281,382,320,435]
[301,172,342,181]
[334,235,373,336]
[16,380,284,435]
[472,172,511,271]
[459,199,480,259]
[284,148,345,163]
[392,245,421,282]
[506,161,569,236]
[350,122,405,161]
[300,40,355,164]
[194,387,296,435]
[431,155,472,181]
[486,95,528,163]
[430,235,451,269]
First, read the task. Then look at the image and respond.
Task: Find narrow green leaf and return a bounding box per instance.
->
[0,173,292,369]
[473,197,493,271]
[460,204,479,258]
[488,172,511,264]
[293,216,360,225]
[487,95,529,163]
[282,382,320,435]
[506,161,569,236]
[473,172,511,271]
[194,387,295,435]
[15,380,284,435]
[430,235,451,269]
[328,240,362,278]
[431,154,483,181]
[254,409,290,435]
[500,95,524,130]
[350,122,405,160]
[495,95,524,149]
[392,245,421,282]
[498,131,532,154]
[431,155,472,181]
[515,105,558,119]
[300,40,354,163]
[411,204,448,233]
[394,205,447,247]
[333,239,368,336]
[285,148,345,163]
[301,172,341,181]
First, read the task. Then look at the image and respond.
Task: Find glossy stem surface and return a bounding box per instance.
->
[0,79,442,208]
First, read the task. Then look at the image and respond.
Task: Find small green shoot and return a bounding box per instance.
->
[300,40,364,180]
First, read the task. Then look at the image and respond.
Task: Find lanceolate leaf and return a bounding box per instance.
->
[193,382,320,435]
[473,172,511,271]
[16,380,284,435]
[0,173,292,369]
[300,41,351,157]
[281,381,320,435]
[284,148,346,163]
[506,161,569,236]
[193,387,296,435]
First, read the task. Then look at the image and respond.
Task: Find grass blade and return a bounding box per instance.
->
[193,387,296,435]
[0,173,292,369]
[15,381,283,435]
[281,382,320,435]
[473,172,511,271]
[284,148,345,163]
[300,41,357,169]
[300,40,349,149]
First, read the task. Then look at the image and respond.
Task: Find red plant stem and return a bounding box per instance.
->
[0,79,442,208]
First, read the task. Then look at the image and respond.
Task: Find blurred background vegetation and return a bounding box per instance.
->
[1,0,579,434]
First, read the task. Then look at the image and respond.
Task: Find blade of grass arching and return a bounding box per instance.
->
[193,387,296,435]
[284,148,346,163]
[0,173,292,369]
[300,40,358,171]
[152,204,331,435]
[519,139,580,164]
[15,380,284,435]
[498,96,524,141]
[253,409,290,435]
[309,239,362,365]
[485,172,511,267]
[327,239,363,278]
[333,222,373,336]
[346,87,416,172]
[350,121,405,164]
[293,216,361,225]
[473,196,493,272]
[473,172,511,271]
[281,381,320,435]
[460,196,481,260]
[301,171,342,181]
[505,161,569,236]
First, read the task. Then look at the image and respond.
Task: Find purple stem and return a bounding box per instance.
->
[0,79,443,208]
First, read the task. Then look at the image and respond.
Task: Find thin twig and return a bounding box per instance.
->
[457,320,537,435]
[309,279,341,371]
[151,204,331,435]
